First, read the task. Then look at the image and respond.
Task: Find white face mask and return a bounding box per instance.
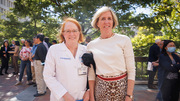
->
[167,47,176,53]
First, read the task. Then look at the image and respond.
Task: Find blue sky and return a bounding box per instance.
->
[134,7,152,15]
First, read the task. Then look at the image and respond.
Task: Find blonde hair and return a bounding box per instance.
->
[59,18,84,43]
[91,6,118,29]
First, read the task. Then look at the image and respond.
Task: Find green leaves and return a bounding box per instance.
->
[1,0,179,54]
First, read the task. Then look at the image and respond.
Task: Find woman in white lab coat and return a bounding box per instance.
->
[43,18,89,101]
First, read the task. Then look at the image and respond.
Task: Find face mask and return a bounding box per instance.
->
[167,47,176,53]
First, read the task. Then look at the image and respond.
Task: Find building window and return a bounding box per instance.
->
[3,0,5,6]
[7,0,9,7]
[9,1,11,7]
[1,0,4,5]
[4,0,7,6]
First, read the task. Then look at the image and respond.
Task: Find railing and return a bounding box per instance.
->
[135,57,149,80]
[0,56,157,80]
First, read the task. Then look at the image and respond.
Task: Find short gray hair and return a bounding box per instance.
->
[91,6,118,29]
[155,39,161,43]
[21,39,25,41]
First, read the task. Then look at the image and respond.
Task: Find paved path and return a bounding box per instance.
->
[0,68,178,101]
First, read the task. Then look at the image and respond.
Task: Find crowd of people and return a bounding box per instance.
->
[0,6,179,101]
[0,35,58,97]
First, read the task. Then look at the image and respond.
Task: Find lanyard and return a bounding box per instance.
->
[5,47,7,52]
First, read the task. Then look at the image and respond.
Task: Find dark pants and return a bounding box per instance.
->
[13,56,19,74]
[19,60,32,82]
[160,79,179,101]
[148,66,158,86]
[0,58,9,74]
[156,67,163,101]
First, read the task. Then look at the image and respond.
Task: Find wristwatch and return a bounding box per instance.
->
[126,94,133,99]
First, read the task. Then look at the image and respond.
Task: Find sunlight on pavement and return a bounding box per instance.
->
[9,97,20,101]
[7,74,13,77]
[147,89,158,92]
[5,78,10,80]
[6,91,14,96]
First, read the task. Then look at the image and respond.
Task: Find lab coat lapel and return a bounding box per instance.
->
[62,42,74,59]
[75,44,84,60]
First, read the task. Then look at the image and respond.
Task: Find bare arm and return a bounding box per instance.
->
[152,62,159,67]
[8,46,18,54]
[88,64,96,101]
[89,80,95,101]
[8,51,15,53]
[63,92,75,101]
[83,90,90,101]
[125,79,135,101]
[29,53,33,62]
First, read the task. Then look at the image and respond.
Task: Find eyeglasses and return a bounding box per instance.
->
[63,30,79,34]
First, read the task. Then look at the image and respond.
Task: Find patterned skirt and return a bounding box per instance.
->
[95,73,127,101]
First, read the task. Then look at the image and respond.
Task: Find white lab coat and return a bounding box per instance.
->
[43,43,88,101]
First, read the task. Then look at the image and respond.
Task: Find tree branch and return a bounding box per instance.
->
[164,15,175,37]
[50,0,60,6]
[89,30,98,36]
[84,26,93,35]
[174,7,180,13]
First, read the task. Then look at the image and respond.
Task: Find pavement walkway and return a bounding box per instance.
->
[0,67,177,101]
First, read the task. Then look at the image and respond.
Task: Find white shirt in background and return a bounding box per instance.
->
[43,41,49,51]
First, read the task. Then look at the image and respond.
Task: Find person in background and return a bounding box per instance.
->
[29,36,38,85]
[43,18,89,101]
[9,41,20,75]
[86,6,135,101]
[44,37,52,48]
[159,40,180,101]
[33,34,47,97]
[52,40,57,45]
[38,34,49,51]
[10,40,15,49]
[9,40,15,68]
[147,39,161,89]
[0,41,11,75]
[82,36,91,46]
[21,39,25,47]
[15,40,33,85]
[152,40,166,101]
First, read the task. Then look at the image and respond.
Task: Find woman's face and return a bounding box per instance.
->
[97,11,113,33]
[25,41,30,47]
[63,22,80,43]
[4,42,8,47]
[165,42,176,52]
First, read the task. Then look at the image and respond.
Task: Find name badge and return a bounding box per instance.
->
[78,65,87,75]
